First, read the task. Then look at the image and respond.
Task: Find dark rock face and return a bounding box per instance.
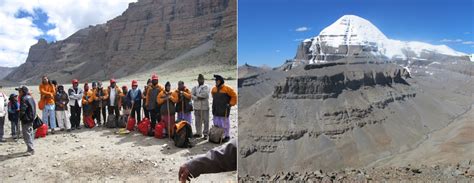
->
[6,0,236,83]
[273,64,411,99]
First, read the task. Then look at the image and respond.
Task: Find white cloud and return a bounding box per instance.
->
[275,50,281,53]
[0,0,136,67]
[439,38,463,43]
[462,41,474,45]
[295,26,310,32]
[293,38,304,42]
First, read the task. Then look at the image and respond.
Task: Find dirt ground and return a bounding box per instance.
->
[0,68,237,182]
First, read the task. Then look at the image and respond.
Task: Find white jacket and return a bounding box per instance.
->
[68,87,83,107]
[191,84,209,110]
[0,92,6,117]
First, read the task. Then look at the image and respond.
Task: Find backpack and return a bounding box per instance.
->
[154,121,165,139]
[137,118,151,136]
[126,116,136,131]
[117,114,128,128]
[106,114,117,128]
[35,123,48,138]
[208,125,225,144]
[84,116,95,128]
[173,121,193,148]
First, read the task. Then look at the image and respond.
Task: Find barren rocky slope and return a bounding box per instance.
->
[238,57,474,179]
[5,0,236,84]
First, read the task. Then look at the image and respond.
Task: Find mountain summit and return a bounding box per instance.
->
[297,15,466,64]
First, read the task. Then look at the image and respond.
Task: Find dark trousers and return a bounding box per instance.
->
[130,107,141,122]
[143,106,150,119]
[93,106,107,124]
[107,105,120,118]
[149,107,160,128]
[70,105,81,128]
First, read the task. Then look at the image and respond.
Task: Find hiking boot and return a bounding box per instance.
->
[76,126,82,130]
[51,129,55,134]
[66,129,71,132]
[24,150,34,156]
[222,136,230,143]
[193,134,202,138]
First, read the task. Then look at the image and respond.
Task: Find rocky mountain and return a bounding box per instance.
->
[0,66,16,80]
[5,0,236,84]
[238,15,474,178]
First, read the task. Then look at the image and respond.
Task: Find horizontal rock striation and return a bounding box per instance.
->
[273,64,411,99]
[6,0,236,83]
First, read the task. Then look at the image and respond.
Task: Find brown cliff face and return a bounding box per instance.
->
[6,0,236,84]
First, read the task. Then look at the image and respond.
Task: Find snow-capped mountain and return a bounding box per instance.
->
[298,15,467,64]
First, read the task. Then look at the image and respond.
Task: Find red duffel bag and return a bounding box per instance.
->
[84,115,95,128]
[154,121,165,139]
[138,118,150,136]
[35,123,48,138]
[126,116,136,131]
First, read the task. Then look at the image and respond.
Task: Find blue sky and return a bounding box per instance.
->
[238,0,474,67]
[0,1,134,67]
[15,8,56,42]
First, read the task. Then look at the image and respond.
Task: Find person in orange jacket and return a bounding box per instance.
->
[211,75,237,143]
[157,81,178,137]
[145,74,164,129]
[39,75,57,134]
[142,79,152,120]
[175,81,193,124]
[82,83,95,119]
[105,79,123,122]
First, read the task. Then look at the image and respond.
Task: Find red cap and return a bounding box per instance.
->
[132,80,138,86]
[122,85,128,89]
[151,74,158,80]
[110,79,116,83]
[72,79,78,84]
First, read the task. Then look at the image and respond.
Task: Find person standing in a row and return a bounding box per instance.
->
[127,80,142,122]
[158,81,177,137]
[106,79,122,120]
[39,75,56,134]
[142,79,151,120]
[68,79,83,130]
[211,75,237,143]
[93,81,107,126]
[146,74,163,129]
[191,74,210,139]
[55,85,70,131]
[175,81,192,123]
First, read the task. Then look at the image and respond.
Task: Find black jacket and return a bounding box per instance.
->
[20,95,36,123]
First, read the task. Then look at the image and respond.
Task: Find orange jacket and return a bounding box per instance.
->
[174,88,192,101]
[211,84,237,106]
[39,83,56,105]
[82,90,95,105]
[157,90,178,105]
[146,84,164,106]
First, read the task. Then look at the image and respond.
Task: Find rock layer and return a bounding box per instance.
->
[6,0,236,84]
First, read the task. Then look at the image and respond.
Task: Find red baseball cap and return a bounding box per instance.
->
[132,80,138,86]
[72,79,78,84]
[110,79,116,83]
[151,74,158,80]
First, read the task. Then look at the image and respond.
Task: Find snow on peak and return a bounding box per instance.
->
[318,15,388,47]
[306,15,466,61]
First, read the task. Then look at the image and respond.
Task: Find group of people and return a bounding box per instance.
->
[0,73,237,156]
